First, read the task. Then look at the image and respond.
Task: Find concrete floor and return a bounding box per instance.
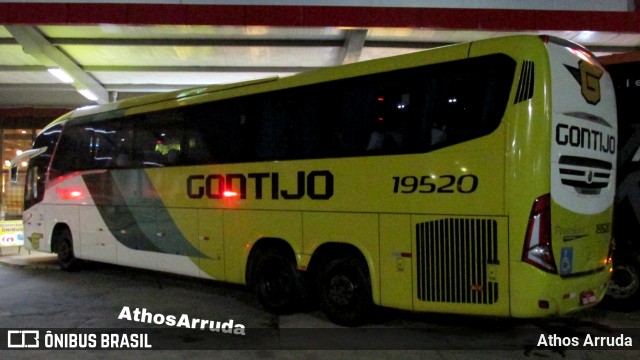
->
[0,246,639,359]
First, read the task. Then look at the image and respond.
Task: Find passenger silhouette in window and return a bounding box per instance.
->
[367,93,406,152]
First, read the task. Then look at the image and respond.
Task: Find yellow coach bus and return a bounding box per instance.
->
[12,35,616,326]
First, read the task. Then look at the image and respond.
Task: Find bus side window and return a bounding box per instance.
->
[424,77,475,146]
[366,92,408,153]
[256,97,289,161]
[134,111,186,167]
[339,87,375,155]
[50,125,92,177]
[184,100,253,165]
[166,148,182,165]
[183,132,212,164]
[132,129,164,167]
[90,120,122,169]
[111,121,134,169]
[430,121,447,145]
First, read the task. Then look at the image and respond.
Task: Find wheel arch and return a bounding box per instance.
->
[245,237,298,286]
[50,222,72,253]
[310,242,376,326]
[307,242,374,296]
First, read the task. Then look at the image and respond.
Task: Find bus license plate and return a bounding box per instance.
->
[580,290,597,306]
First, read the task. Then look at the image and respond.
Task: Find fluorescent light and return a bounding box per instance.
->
[48,68,74,83]
[78,89,98,101]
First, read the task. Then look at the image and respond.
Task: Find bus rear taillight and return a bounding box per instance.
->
[607,237,615,268]
[522,194,558,274]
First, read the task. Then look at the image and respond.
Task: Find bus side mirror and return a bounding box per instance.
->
[10,162,18,183]
[8,147,47,184]
[9,164,18,183]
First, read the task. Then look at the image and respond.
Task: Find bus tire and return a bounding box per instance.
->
[249,247,306,314]
[55,229,81,272]
[604,256,640,310]
[317,255,373,326]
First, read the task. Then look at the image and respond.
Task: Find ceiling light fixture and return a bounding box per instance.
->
[78,89,99,102]
[48,68,74,83]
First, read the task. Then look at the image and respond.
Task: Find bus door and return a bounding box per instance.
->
[20,148,48,251]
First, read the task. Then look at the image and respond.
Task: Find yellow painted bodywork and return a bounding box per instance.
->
[35,35,615,318]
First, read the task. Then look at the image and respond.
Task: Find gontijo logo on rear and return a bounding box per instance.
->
[550,45,617,215]
[578,60,604,105]
[554,54,614,156]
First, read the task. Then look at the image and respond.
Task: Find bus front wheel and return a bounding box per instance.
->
[249,247,306,314]
[317,255,373,326]
[55,229,81,271]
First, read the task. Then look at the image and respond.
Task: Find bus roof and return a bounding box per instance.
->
[44,34,582,129]
[50,38,477,126]
[70,76,280,119]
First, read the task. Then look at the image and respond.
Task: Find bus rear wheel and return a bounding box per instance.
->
[55,229,81,271]
[317,255,373,326]
[605,256,640,310]
[249,247,306,314]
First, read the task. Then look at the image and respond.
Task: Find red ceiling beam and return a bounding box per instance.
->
[0,3,638,33]
[304,6,422,28]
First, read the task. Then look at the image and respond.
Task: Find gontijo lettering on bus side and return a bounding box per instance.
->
[186,170,334,200]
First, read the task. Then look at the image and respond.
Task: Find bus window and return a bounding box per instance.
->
[49,125,92,177]
[135,111,185,167]
[91,120,124,169]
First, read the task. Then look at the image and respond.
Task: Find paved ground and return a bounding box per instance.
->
[0,246,639,359]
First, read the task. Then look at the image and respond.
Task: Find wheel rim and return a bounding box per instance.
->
[258,259,293,306]
[608,264,640,299]
[328,274,356,306]
[58,240,71,261]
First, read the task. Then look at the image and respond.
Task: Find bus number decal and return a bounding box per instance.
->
[392,174,478,194]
